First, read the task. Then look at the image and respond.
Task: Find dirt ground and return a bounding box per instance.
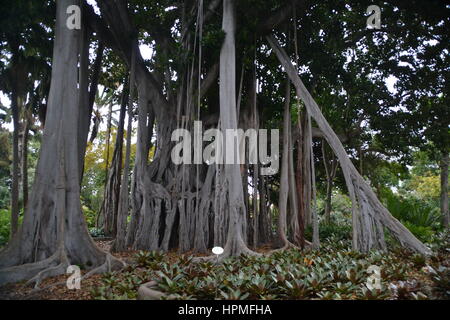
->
[0,240,129,300]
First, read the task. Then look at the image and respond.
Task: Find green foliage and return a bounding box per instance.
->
[0,209,10,246]
[307,197,353,241]
[82,205,97,229]
[0,130,11,209]
[385,193,441,242]
[89,228,105,238]
[90,239,448,300]
[429,266,450,299]
[305,222,352,242]
[0,208,24,247]
[0,177,9,209]
[134,250,164,268]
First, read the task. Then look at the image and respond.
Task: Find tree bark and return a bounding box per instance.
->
[322,140,337,224]
[0,0,123,286]
[441,150,449,228]
[98,80,128,234]
[295,111,305,248]
[21,112,30,210]
[277,81,291,247]
[267,34,431,255]
[112,48,136,252]
[9,83,21,239]
[218,0,256,258]
[302,114,312,227]
[308,113,320,249]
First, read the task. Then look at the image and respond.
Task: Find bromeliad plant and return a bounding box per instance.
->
[90,237,448,300]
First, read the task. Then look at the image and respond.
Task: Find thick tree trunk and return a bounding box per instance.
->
[258,175,270,245]
[441,150,449,228]
[98,81,128,233]
[308,114,320,249]
[94,0,219,254]
[251,72,259,247]
[277,81,291,247]
[21,113,30,210]
[217,0,255,258]
[104,103,113,176]
[112,48,136,252]
[10,89,20,238]
[302,114,312,227]
[77,23,91,181]
[267,34,431,255]
[288,127,299,242]
[0,0,123,286]
[295,113,305,248]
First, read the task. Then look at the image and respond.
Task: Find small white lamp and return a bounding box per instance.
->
[212,246,224,255]
[212,246,224,299]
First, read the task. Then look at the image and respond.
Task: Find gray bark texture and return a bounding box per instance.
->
[10,88,20,238]
[267,34,431,255]
[217,0,256,258]
[0,0,124,286]
[277,82,291,247]
[441,151,449,228]
[112,47,136,252]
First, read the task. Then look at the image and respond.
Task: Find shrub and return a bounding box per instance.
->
[305,209,352,241]
[385,194,441,242]
[82,205,97,229]
[305,223,352,241]
[91,240,442,300]
[89,227,105,238]
[0,209,10,246]
[0,209,24,247]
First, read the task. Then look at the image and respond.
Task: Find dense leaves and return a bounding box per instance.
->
[91,230,449,300]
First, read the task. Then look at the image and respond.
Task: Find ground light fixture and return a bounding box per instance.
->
[212,246,224,299]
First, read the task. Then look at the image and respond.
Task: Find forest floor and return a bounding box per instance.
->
[0,240,274,300]
[0,237,448,300]
[0,240,120,300]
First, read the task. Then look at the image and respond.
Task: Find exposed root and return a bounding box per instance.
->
[25,262,69,290]
[82,253,125,279]
[26,254,126,294]
[0,253,62,286]
[22,248,69,289]
[138,281,171,300]
[0,249,125,288]
[267,238,314,256]
[270,241,299,253]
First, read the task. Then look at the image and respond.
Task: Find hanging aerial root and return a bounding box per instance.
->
[266,34,432,256]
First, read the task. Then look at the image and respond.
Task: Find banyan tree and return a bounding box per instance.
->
[0,0,430,286]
